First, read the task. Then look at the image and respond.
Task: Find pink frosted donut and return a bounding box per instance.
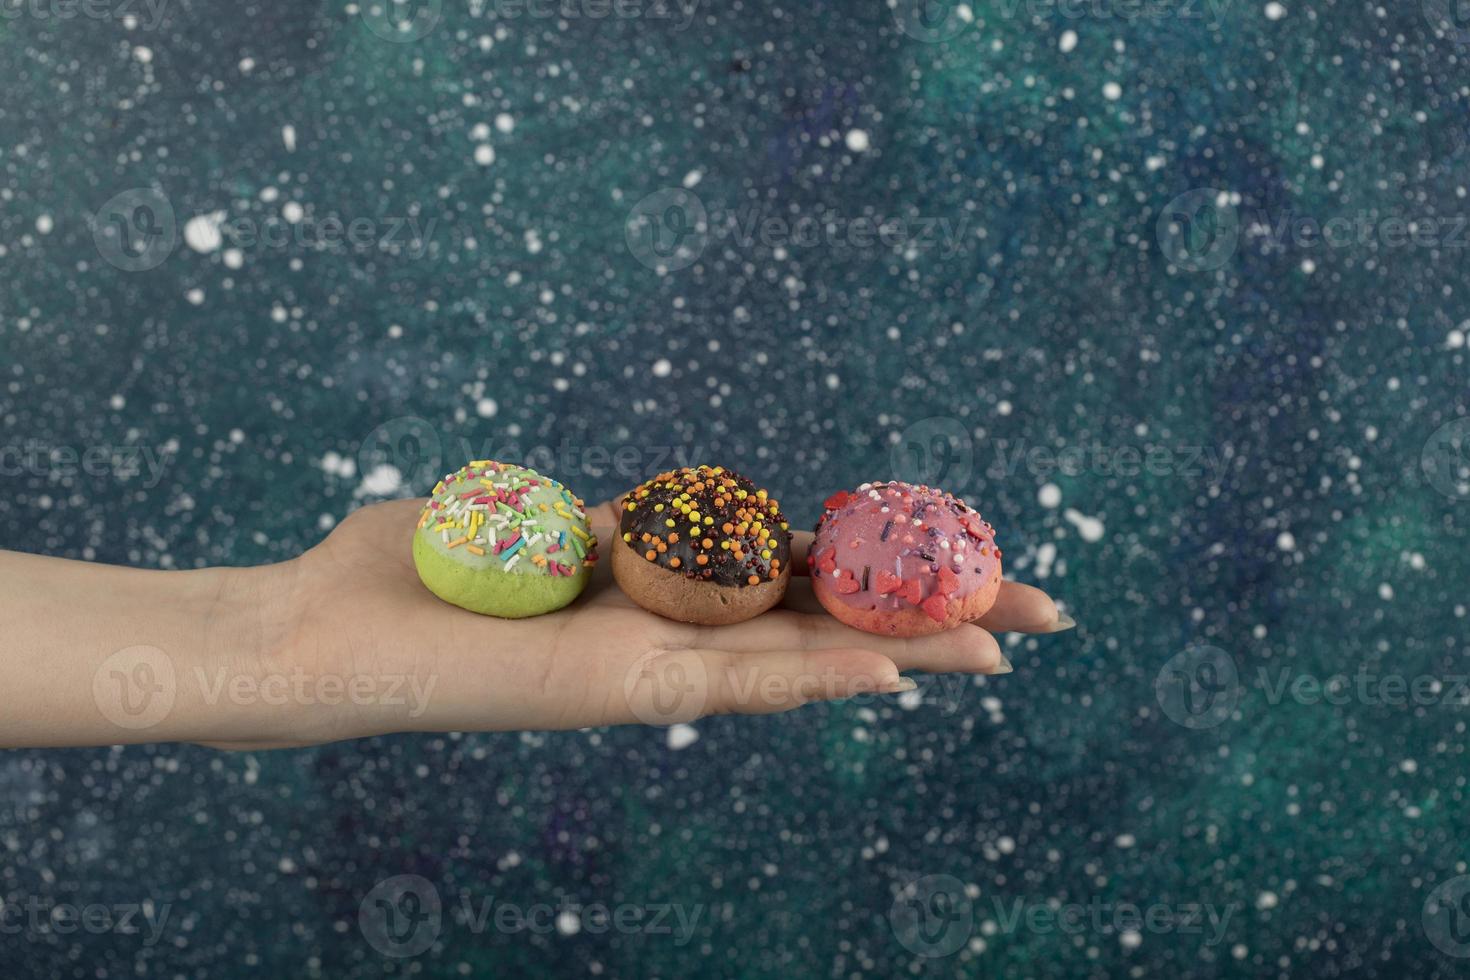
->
[809,481,1003,637]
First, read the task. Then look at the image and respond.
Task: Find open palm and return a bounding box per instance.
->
[215,496,1068,748]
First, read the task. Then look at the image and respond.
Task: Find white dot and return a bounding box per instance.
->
[133,46,152,63]
[1379,582,1394,600]
[474,144,495,166]
[476,398,498,419]
[1038,483,1062,508]
[1276,532,1295,551]
[35,214,53,234]
[652,358,672,378]
[1103,82,1122,101]
[667,723,699,750]
[825,373,840,390]
[845,129,870,152]
[282,201,304,224]
[1059,30,1077,53]
[1265,2,1286,20]
[555,910,581,936]
[184,213,224,253]
[1448,329,1465,348]
[110,394,126,410]
[186,288,205,306]
[495,113,515,134]
[1256,891,1279,910]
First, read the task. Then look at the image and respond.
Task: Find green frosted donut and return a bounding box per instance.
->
[413,460,599,618]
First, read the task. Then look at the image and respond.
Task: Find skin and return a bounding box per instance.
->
[0,497,1073,750]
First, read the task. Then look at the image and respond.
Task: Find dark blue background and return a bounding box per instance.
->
[1,0,1468,975]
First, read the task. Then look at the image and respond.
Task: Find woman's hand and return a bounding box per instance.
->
[0,496,1072,750]
[217,497,1071,748]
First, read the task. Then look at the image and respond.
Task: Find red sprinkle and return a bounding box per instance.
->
[874,570,903,595]
[898,579,923,605]
[937,566,960,596]
[836,575,861,595]
[823,491,851,510]
[921,594,949,622]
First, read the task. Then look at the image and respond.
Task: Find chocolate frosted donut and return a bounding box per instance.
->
[810,481,1002,637]
[612,465,792,625]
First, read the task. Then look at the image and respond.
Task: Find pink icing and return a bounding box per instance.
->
[810,481,1001,619]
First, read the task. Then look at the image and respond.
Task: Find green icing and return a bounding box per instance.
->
[413,533,589,618]
[412,461,597,617]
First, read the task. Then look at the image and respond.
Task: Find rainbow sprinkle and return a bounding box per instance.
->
[417,460,599,576]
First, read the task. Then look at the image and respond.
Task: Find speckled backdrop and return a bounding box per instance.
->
[3,0,1470,976]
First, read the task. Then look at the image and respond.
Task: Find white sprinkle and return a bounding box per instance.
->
[186,288,205,305]
[35,214,53,234]
[652,358,673,378]
[1038,483,1061,508]
[1276,531,1295,552]
[845,129,870,152]
[1103,82,1122,101]
[1448,328,1465,349]
[1059,30,1077,53]
[555,910,580,936]
[682,169,703,189]
[184,212,225,253]
[282,125,297,152]
[133,46,152,64]
[476,398,498,418]
[495,112,515,134]
[1256,891,1279,910]
[1063,508,1105,543]
[667,724,699,750]
[1265,2,1286,20]
[474,144,495,166]
[282,201,304,224]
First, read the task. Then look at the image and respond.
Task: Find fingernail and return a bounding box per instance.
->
[877,677,918,695]
[1048,611,1077,633]
[993,655,1014,675]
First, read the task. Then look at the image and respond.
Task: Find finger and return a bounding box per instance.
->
[616,646,910,725]
[975,581,1074,634]
[589,494,627,535]
[698,600,1007,675]
[791,530,813,575]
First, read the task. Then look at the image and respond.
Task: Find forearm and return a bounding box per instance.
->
[0,550,289,748]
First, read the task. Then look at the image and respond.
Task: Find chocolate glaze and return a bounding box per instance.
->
[619,465,791,588]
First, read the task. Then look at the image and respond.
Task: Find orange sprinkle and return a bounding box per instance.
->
[696,554,709,565]
[747,574,760,586]
[669,557,681,568]
[645,550,657,561]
